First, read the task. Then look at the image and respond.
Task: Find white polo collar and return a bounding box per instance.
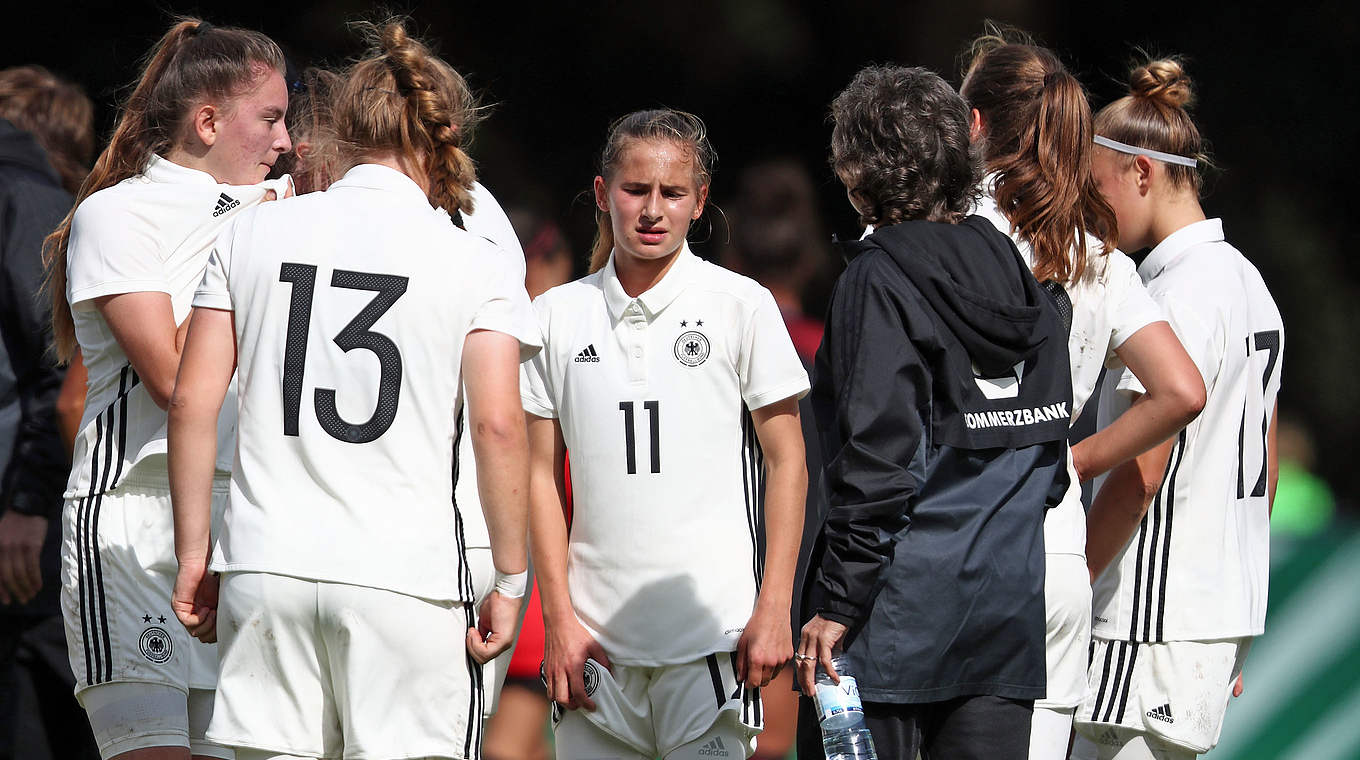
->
[1139,218,1224,281]
[329,163,443,213]
[602,242,698,321]
[143,154,223,186]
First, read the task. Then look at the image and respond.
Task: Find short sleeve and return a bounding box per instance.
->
[467,239,541,363]
[66,195,169,307]
[192,228,234,311]
[1104,252,1164,363]
[738,287,811,410]
[520,298,556,419]
[1115,290,1217,397]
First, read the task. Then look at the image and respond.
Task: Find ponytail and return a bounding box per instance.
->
[331,19,482,215]
[961,33,1117,284]
[42,17,283,363]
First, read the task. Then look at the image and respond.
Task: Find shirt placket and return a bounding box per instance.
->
[624,300,648,384]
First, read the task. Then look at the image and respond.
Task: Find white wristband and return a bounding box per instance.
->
[493,570,529,599]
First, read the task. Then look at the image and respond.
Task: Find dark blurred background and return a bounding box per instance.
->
[5,0,1354,502]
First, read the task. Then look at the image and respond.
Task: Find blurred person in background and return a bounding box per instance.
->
[481,204,573,760]
[1269,416,1334,537]
[0,64,99,760]
[721,157,829,760]
[959,31,1205,760]
[1075,57,1284,760]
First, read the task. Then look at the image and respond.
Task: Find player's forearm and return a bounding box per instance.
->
[1073,388,1200,483]
[1086,439,1174,581]
[527,416,574,626]
[472,417,530,577]
[167,397,218,564]
[755,454,805,613]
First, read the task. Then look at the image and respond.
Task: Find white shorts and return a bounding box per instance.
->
[60,474,229,756]
[552,653,762,759]
[1074,636,1249,755]
[209,572,479,759]
[1039,552,1093,710]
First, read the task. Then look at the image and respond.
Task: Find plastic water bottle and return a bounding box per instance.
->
[814,654,879,759]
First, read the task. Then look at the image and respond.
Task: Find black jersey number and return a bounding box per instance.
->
[279,263,410,444]
[1236,329,1281,499]
[618,400,660,474]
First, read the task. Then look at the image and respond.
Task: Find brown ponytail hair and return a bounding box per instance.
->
[1094,57,1207,193]
[589,109,715,274]
[961,30,1117,285]
[42,18,284,363]
[331,19,480,216]
[0,65,95,194]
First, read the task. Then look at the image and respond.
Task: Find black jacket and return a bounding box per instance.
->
[1,118,72,617]
[803,216,1071,703]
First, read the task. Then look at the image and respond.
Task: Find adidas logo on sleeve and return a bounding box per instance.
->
[212,192,240,217]
[574,344,600,363]
[1146,703,1174,724]
[697,736,731,757]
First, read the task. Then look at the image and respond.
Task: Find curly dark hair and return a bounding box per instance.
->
[830,65,979,227]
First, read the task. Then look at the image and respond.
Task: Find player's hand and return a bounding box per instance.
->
[467,590,523,664]
[171,557,219,643]
[737,602,793,689]
[1233,672,1245,698]
[796,614,848,696]
[542,615,611,711]
[0,512,47,605]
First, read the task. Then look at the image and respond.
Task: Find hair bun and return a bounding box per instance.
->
[379,21,410,55]
[1129,58,1194,109]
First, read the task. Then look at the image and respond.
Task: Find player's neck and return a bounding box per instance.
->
[614,248,681,298]
[1148,195,1207,251]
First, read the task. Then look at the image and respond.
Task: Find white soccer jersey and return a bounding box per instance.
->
[1092,218,1283,642]
[193,164,539,602]
[973,191,1164,555]
[63,155,289,498]
[454,182,526,551]
[521,244,809,666]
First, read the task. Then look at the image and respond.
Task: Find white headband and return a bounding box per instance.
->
[1094,135,1199,168]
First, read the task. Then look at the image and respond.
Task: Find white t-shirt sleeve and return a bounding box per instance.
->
[520,298,556,419]
[66,195,170,306]
[192,224,236,312]
[1116,291,1217,397]
[467,239,541,362]
[1104,252,1165,365]
[738,288,811,410]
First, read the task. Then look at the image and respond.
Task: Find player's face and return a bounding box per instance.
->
[202,68,292,186]
[595,138,707,264]
[1092,148,1149,251]
[836,167,872,222]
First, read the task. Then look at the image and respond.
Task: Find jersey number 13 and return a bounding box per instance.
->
[278,263,409,444]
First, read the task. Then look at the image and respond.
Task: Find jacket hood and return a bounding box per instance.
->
[853,215,1050,376]
[0,118,61,185]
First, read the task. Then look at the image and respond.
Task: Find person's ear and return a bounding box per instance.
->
[189,104,218,147]
[1134,155,1154,197]
[593,175,609,213]
[693,184,709,219]
[969,108,985,142]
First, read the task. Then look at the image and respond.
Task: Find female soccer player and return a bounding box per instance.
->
[1071,58,1284,760]
[167,19,537,760]
[959,36,1206,760]
[523,109,809,760]
[43,18,291,760]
